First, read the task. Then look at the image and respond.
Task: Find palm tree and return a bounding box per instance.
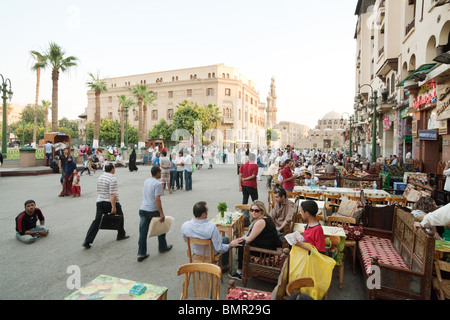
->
[129,84,149,147]
[87,72,108,148]
[44,42,78,132]
[143,90,157,139]
[41,99,52,134]
[117,94,135,148]
[30,50,47,146]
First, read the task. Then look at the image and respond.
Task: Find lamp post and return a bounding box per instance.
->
[118,103,135,149]
[356,84,378,163]
[1,74,13,158]
[340,112,354,157]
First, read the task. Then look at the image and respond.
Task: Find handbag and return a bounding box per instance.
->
[99,214,124,230]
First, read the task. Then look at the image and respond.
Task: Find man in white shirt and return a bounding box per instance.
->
[43,141,54,167]
[137,166,173,262]
[184,151,193,191]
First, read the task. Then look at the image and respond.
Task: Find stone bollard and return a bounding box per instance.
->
[19,147,36,167]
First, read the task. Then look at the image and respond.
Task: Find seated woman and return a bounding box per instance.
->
[229,200,282,280]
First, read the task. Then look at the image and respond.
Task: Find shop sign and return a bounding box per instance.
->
[418,130,437,140]
[412,120,418,137]
[436,84,450,121]
[413,80,436,110]
[383,115,390,130]
[439,120,448,135]
[400,108,410,119]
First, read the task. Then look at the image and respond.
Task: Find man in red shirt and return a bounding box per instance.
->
[239,152,259,204]
[281,159,297,192]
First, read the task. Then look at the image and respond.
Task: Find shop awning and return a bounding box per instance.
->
[397,63,437,87]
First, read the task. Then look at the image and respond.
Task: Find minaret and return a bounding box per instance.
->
[266,77,278,128]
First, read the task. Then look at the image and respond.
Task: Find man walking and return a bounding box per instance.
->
[184,151,193,191]
[82,163,129,249]
[137,166,173,262]
[43,140,54,167]
[239,152,259,204]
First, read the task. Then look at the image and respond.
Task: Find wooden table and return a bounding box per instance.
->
[210,212,244,270]
[294,186,389,198]
[289,199,326,216]
[64,275,168,300]
[293,223,346,289]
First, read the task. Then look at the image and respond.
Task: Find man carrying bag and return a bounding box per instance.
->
[82,163,129,249]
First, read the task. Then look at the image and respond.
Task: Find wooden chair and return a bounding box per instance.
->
[286,191,302,200]
[386,195,407,207]
[346,194,361,202]
[177,263,222,300]
[302,191,322,201]
[366,196,387,206]
[433,259,450,300]
[322,193,341,214]
[235,204,251,212]
[268,190,275,209]
[286,277,315,296]
[186,237,223,282]
[326,216,358,275]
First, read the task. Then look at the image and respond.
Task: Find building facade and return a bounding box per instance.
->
[85,64,267,148]
[353,0,450,172]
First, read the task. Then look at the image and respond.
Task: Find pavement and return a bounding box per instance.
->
[0,163,367,300]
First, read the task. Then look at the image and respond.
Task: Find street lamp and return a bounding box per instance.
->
[118,103,136,149]
[355,84,378,163]
[1,74,13,158]
[340,112,354,157]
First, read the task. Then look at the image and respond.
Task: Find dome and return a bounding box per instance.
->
[321,111,341,120]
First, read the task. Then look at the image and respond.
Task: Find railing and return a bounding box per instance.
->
[378,46,384,57]
[405,18,415,36]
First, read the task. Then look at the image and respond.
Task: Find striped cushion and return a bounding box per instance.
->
[358,236,409,275]
[226,288,272,300]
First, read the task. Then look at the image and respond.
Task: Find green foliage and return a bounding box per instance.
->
[85,119,138,146]
[217,202,228,213]
[148,119,175,146]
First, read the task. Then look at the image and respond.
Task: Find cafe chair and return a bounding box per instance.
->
[386,195,407,207]
[433,259,450,300]
[322,193,341,214]
[366,196,387,206]
[268,190,276,209]
[177,263,222,300]
[286,277,315,297]
[326,216,359,275]
[302,191,322,201]
[286,191,302,200]
[186,237,223,282]
[235,204,251,212]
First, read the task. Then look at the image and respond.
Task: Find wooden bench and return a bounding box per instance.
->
[358,206,435,300]
[342,174,381,190]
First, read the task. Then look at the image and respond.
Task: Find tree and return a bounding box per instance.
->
[148,119,175,147]
[85,119,138,146]
[198,103,222,134]
[143,90,157,139]
[266,128,279,146]
[41,99,52,134]
[87,72,108,148]
[43,42,78,132]
[58,117,78,139]
[117,94,136,148]
[171,100,201,137]
[30,49,47,145]
[129,84,151,147]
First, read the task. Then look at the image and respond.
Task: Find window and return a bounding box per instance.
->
[168,109,174,120]
[108,96,112,103]
[152,110,158,120]
[168,91,173,99]
[207,88,214,96]
[187,89,192,97]
[225,88,231,96]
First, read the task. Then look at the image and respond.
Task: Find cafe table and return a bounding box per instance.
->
[435,240,450,260]
[64,274,168,300]
[293,223,346,289]
[294,186,389,198]
[289,199,326,217]
[210,212,244,270]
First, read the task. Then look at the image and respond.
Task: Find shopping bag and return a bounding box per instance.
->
[148,216,174,237]
[99,214,124,230]
[289,243,336,300]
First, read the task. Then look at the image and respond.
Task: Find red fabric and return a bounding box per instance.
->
[240,162,258,189]
[342,225,364,241]
[281,167,294,190]
[71,186,81,196]
[358,236,409,275]
[303,224,326,253]
[226,288,272,300]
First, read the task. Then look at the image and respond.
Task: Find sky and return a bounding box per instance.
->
[2,0,358,129]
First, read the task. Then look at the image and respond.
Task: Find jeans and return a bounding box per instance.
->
[184,170,192,191]
[45,153,52,166]
[169,171,176,189]
[84,201,126,244]
[176,171,183,189]
[16,226,49,244]
[138,209,168,257]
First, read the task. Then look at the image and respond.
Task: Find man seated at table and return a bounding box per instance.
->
[181,201,243,272]
[15,200,49,244]
[304,171,319,187]
[270,187,294,241]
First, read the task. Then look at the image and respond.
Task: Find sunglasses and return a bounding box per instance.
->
[250,208,261,213]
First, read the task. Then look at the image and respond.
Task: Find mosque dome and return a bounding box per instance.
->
[321,111,341,120]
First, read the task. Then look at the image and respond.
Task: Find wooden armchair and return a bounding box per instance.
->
[177,263,222,300]
[326,216,358,274]
[268,190,275,210]
[286,277,315,297]
[241,244,290,287]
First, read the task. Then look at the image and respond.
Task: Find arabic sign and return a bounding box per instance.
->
[418,130,437,140]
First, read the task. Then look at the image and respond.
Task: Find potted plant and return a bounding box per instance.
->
[217,202,227,219]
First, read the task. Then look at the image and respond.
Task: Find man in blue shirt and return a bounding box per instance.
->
[181,201,243,272]
[137,166,173,262]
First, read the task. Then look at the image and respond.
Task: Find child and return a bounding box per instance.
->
[295,200,326,254]
[71,169,81,197]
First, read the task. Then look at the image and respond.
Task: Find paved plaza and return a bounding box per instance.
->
[0,163,366,300]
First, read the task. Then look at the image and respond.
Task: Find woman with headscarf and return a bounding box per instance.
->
[129,148,138,172]
[59,155,77,197]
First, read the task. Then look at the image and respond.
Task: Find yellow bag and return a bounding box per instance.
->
[289,243,336,300]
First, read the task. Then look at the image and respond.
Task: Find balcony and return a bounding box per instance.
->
[405,18,415,36]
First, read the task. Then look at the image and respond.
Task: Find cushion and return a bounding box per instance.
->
[343,225,364,241]
[226,288,272,300]
[337,198,358,217]
[358,236,409,275]
[249,254,282,267]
